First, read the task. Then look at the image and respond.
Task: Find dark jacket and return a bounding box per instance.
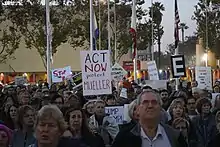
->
[111,123,187,147]
[81,132,105,147]
[208,133,220,147]
[191,114,218,147]
[28,137,86,147]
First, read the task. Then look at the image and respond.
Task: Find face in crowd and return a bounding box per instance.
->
[95,101,105,117]
[138,91,161,123]
[187,98,196,113]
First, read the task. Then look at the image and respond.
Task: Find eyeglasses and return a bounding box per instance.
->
[141,100,158,106]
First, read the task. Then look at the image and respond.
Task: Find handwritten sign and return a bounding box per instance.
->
[147,61,159,80]
[51,66,71,83]
[80,50,112,96]
[15,76,27,85]
[105,106,124,124]
[120,88,128,98]
[111,63,127,81]
[195,66,212,90]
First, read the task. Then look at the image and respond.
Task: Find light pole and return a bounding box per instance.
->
[107,0,111,51]
[98,0,101,50]
[151,0,154,61]
[114,0,117,63]
[205,0,208,66]
[202,53,208,67]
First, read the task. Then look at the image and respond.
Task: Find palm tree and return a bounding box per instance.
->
[179,23,189,42]
[149,2,165,69]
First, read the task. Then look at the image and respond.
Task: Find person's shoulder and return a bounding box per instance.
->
[59,137,86,147]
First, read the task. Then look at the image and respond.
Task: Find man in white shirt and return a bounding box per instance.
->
[112,90,187,147]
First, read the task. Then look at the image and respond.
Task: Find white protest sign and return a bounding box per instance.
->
[120,88,127,98]
[15,76,27,85]
[147,61,159,80]
[105,106,124,124]
[144,80,167,89]
[195,66,212,90]
[51,66,72,83]
[123,104,131,122]
[80,50,112,96]
[111,63,127,81]
[211,93,220,107]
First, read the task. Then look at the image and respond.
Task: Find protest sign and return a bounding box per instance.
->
[147,61,159,80]
[51,66,72,83]
[111,63,127,81]
[80,50,112,96]
[15,76,27,85]
[195,66,212,90]
[105,106,124,124]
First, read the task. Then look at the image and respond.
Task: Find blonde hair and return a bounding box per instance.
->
[128,99,138,119]
[35,105,67,134]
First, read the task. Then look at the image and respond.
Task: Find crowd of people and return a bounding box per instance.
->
[0,79,219,147]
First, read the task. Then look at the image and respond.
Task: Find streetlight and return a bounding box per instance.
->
[202,53,208,67]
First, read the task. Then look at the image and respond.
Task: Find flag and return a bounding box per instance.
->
[92,10,99,50]
[174,0,180,49]
[129,0,137,60]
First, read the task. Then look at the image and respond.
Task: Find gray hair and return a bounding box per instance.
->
[35,105,67,134]
[128,99,138,119]
[137,90,162,106]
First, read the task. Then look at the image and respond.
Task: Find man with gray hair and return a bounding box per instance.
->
[112,90,187,147]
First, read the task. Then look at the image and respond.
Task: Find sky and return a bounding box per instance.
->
[142,0,198,52]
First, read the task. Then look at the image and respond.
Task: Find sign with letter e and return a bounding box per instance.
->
[170,55,186,78]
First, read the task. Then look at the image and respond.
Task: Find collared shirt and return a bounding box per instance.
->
[140,124,171,147]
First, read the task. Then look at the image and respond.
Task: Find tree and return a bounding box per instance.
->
[0,3,21,63]
[2,0,149,66]
[5,1,73,68]
[149,2,165,68]
[193,0,220,58]
[166,36,197,66]
[179,23,189,42]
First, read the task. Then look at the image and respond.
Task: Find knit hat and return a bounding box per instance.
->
[0,124,13,143]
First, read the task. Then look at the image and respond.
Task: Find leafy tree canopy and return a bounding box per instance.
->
[1,0,150,65]
[193,0,220,58]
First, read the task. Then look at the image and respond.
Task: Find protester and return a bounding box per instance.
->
[112,90,187,147]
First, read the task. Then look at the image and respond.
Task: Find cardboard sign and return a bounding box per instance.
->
[14,76,27,85]
[51,66,72,83]
[195,66,212,90]
[147,61,159,80]
[170,55,186,78]
[80,50,112,96]
[111,63,127,81]
[105,106,124,124]
[119,88,128,98]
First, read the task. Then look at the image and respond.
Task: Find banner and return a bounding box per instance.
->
[80,50,112,96]
[51,66,71,83]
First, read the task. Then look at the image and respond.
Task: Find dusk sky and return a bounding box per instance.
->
[143,0,198,52]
